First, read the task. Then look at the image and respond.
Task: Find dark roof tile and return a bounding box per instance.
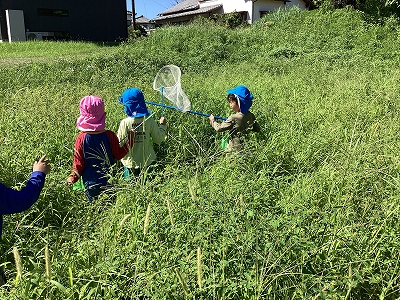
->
[154,3,222,20]
[158,0,199,16]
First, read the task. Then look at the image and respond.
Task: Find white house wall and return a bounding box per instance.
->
[199,0,308,24]
[286,0,307,9]
[253,0,307,22]
[253,1,283,21]
[200,0,253,22]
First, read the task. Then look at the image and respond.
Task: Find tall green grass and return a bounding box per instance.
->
[0,7,400,299]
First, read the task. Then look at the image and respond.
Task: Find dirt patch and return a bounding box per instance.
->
[0,56,51,67]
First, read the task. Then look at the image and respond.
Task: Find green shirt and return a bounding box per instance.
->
[210,111,260,151]
[118,116,166,168]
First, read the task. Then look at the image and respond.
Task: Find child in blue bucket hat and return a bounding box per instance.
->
[117,88,167,178]
[209,85,260,153]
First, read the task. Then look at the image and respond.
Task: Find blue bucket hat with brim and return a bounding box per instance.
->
[227,85,253,114]
[119,88,150,118]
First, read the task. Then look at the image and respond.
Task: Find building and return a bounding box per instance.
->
[136,15,156,33]
[127,11,133,27]
[153,0,315,25]
[0,0,128,42]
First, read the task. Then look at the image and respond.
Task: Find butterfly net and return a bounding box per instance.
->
[153,65,191,112]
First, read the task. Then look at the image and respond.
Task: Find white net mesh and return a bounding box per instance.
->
[153,65,191,112]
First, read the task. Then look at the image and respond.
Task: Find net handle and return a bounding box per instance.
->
[145,101,227,121]
[160,86,165,117]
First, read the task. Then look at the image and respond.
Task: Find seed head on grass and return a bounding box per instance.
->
[13,246,22,284]
[188,181,196,202]
[68,267,74,288]
[45,245,51,280]
[116,214,132,240]
[119,214,132,227]
[143,202,151,235]
[197,247,203,289]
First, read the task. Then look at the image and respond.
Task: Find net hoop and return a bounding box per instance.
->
[153,65,191,112]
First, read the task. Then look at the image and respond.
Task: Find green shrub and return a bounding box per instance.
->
[127,24,146,41]
[211,11,249,28]
[315,0,400,19]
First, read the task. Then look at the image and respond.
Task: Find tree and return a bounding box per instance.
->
[316,0,399,19]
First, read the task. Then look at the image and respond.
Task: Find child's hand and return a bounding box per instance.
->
[66,172,79,185]
[127,129,137,141]
[159,117,166,125]
[33,155,51,174]
[209,115,215,122]
[66,176,74,185]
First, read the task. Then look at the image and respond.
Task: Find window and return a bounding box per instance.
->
[38,8,69,17]
[260,11,270,19]
[237,11,247,21]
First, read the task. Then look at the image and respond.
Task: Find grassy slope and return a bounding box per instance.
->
[0,7,400,299]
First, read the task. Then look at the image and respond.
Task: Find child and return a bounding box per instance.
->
[117,88,167,178]
[209,85,260,152]
[0,155,51,285]
[67,95,136,201]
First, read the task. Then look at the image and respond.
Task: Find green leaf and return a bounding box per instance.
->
[50,280,67,292]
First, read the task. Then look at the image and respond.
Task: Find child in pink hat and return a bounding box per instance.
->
[67,95,136,201]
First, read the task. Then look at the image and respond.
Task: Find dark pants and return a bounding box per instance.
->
[0,265,6,286]
[85,187,102,202]
[85,184,115,202]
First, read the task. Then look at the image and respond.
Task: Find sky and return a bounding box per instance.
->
[126,0,177,20]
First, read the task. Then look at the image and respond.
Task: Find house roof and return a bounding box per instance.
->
[154,3,222,21]
[155,0,316,22]
[136,15,154,24]
[157,0,199,16]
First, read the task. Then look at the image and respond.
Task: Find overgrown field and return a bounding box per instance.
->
[0,7,400,299]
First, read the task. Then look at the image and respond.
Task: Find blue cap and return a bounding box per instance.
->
[119,88,150,118]
[227,85,253,114]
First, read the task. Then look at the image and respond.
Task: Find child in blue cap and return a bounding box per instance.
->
[209,85,260,152]
[117,88,167,178]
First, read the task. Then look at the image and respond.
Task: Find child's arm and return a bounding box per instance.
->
[0,156,50,215]
[209,115,234,132]
[149,117,167,145]
[107,130,136,160]
[0,172,46,215]
[117,120,127,146]
[67,134,85,184]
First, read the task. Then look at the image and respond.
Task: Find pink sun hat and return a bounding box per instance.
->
[76,95,106,131]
